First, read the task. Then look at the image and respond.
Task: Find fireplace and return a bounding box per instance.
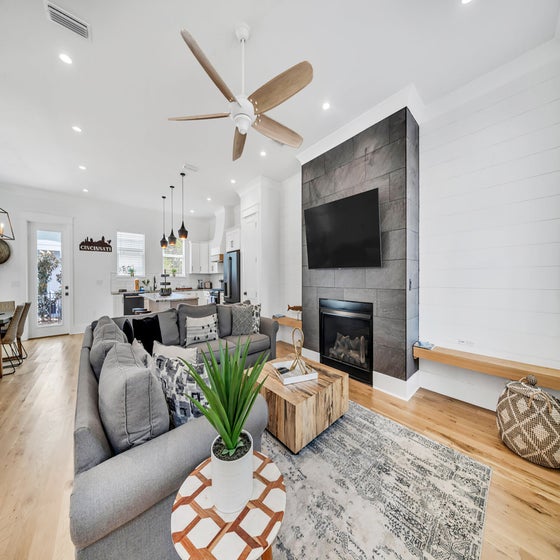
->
[319,299,373,384]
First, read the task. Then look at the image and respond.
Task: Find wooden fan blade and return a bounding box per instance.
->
[233,129,247,161]
[168,113,229,121]
[180,29,236,103]
[253,114,303,148]
[249,61,313,115]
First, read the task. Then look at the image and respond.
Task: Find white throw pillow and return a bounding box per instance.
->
[185,313,218,347]
[152,340,198,362]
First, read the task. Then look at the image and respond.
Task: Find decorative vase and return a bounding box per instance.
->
[210,430,253,514]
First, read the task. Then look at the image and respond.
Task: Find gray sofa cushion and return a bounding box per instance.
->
[157,308,180,346]
[93,315,113,337]
[216,304,232,337]
[177,303,217,346]
[99,343,169,454]
[74,347,114,475]
[224,333,271,356]
[90,322,128,379]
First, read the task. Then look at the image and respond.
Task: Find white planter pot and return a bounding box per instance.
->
[210,430,254,514]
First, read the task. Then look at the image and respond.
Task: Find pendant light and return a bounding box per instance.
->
[168,185,177,246]
[178,172,188,240]
[160,195,168,249]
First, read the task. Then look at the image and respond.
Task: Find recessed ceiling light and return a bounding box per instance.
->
[190,209,195,213]
[260,150,267,157]
[78,165,87,170]
[461,0,473,3]
[322,101,331,111]
[206,197,212,202]
[72,125,82,133]
[82,188,89,193]
[59,53,72,64]
[230,179,236,184]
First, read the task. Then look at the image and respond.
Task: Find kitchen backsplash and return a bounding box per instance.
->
[110,272,221,293]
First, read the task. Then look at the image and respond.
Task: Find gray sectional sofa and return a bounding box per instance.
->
[69,303,277,560]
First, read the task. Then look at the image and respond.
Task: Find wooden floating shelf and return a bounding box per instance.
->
[275,317,302,329]
[413,346,560,391]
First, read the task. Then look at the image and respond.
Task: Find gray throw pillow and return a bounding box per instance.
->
[157,308,180,346]
[231,305,254,336]
[99,342,169,454]
[92,315,113,337]
[177,303,217,346]
[216,304,232,338]
[90,322,127,379]
[152,354,209,427]
[185,313,218,347]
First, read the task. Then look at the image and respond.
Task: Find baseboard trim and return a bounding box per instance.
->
[301,347,420,401]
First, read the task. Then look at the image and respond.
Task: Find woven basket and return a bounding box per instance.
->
[496,375,560,468]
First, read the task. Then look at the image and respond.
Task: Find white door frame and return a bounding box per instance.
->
[26,214,74,338]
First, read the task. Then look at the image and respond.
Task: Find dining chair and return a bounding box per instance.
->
[0,304,24,377]
[16,302,31,359]
[0,301,15,313]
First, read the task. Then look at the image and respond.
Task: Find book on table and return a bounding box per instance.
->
[271,360,318,385]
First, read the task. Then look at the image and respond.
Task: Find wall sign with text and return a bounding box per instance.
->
[79,236,112,252]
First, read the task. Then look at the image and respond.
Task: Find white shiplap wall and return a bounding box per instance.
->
[419,58,560,409]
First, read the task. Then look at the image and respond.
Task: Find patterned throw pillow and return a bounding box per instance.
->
[250,303,261,334]
[153,353,209,427]
[231,304,253,336]
[185,313,218,347]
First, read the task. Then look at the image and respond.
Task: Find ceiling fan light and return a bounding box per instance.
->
[178,222,188,239]
[234,113,252,135]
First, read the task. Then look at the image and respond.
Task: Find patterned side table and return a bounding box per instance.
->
[171,451,286,560]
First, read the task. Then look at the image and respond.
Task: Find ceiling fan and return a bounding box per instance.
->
[169,24,313,161]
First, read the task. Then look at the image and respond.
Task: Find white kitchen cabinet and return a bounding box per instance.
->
[189,242,210,274]
[200,242,209,274]
[210,261,223,274]
[189,242,200,274]
[225,228,240,252]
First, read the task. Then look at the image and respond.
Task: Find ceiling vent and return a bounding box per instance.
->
[46,3,90,40]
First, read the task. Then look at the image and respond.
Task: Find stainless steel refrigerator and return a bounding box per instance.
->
[223,250,240,303]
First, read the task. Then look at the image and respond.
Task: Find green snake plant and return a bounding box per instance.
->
[181,339,268,456]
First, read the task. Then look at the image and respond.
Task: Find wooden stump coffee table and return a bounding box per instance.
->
[259,355,349,453]
[171,451,285,560]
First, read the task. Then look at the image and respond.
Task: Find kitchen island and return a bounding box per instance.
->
[143,292,198,312]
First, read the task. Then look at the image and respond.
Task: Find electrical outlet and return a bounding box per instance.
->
[457,339,474,347]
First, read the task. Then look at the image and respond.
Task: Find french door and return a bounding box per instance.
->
[27,222,72,338]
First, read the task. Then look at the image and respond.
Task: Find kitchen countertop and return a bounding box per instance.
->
[142,292,199,303]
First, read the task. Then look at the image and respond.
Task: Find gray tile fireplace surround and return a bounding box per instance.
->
[301,107,419,381]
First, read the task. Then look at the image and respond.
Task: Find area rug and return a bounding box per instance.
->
[262,401,491,560]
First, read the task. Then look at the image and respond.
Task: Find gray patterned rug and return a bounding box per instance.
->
[262,401,491,560]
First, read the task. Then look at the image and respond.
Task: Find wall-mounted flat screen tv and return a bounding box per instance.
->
[304,188,381,269]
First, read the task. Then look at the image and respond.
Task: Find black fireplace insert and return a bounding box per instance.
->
[319,298,373,384]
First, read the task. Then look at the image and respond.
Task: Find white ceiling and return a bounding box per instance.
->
[1,0,559,216]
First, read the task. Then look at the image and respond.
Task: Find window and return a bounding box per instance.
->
[162,238,185,276]
[117,232,145,276]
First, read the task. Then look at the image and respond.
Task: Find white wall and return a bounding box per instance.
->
[277,172,302,342]
[0,183,212,334]
[418,55,560,408]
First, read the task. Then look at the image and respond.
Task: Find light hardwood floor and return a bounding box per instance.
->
[0,336,558,560]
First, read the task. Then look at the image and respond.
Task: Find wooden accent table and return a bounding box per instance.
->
[259,355,349,453]
[171,451,285,560]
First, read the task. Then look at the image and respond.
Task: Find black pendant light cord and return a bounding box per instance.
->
[178,172,188,240]
[168,185,177,246]
[160,196,168,248]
